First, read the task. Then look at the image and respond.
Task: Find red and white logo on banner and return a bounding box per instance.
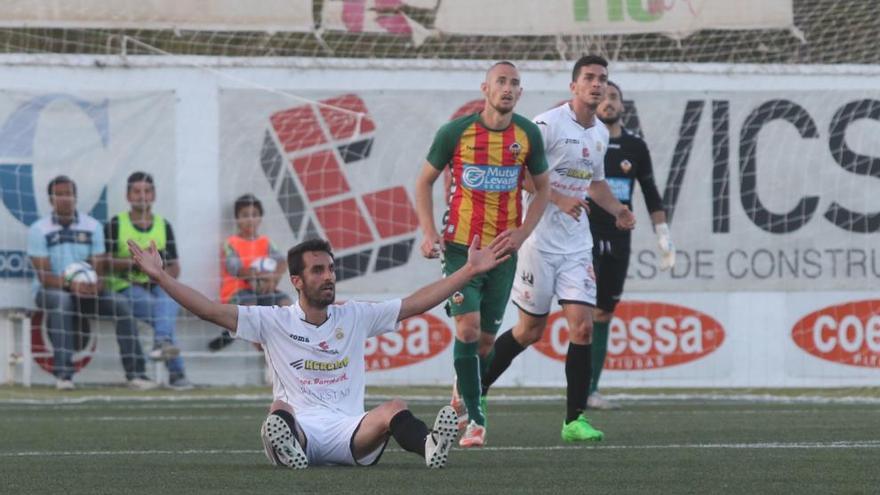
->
[791,300,880,368]
[533,301,725,370]
[365,313,453,371]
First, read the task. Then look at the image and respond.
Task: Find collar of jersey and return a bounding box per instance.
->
[293,301,331,328]
[563,102,597,130]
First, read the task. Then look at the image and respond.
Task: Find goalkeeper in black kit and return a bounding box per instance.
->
[587,81,676,409]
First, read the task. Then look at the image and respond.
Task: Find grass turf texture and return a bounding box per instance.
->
[1,387,878,494]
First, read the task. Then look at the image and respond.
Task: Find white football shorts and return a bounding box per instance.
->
[511,244,596,315]
[296,412,388,466]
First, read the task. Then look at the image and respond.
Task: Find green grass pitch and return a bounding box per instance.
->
[1,387,878,494]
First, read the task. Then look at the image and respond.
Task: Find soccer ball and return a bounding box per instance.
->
[250,257,278,273]
[63,261,98,285]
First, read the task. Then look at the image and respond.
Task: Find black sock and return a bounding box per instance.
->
[389,410,429,457]
[565,342,592,423]
[481,329,526,395]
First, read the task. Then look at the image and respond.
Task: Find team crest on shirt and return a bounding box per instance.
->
[596,141,604,153]
[77,232,89,243]
[620,159,633,173]
[452,291,464,305]
[334,328,345,340]
[508,142,522,158]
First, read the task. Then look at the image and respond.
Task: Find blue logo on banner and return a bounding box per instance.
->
[0,94,110,278]
[460,164,520,192]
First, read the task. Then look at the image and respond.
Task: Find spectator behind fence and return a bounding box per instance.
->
[105,172,192,390]
[27,175,154,391]
[209,194,291,351]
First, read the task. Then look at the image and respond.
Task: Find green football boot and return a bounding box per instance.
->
[561,414,604,442]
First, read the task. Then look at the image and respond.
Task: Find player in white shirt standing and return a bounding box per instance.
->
[479,55,636,442]
[127,234,512,469]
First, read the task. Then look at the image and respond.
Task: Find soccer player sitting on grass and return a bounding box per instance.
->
[128,234,512,468]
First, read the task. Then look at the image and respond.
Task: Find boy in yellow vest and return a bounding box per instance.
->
[105,172,191,389]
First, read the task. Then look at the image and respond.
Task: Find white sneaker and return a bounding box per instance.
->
[425,405,457,469]
[261,413,308,469]
[128,377,158,391]
[587,392,620,410]
[55,379,75,391]
[459,420,486,448]
[450,377,468,431]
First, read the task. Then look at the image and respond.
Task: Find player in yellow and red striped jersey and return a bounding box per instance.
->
[415,61,550,448]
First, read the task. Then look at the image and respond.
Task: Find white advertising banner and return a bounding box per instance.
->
[0,59,876,388]
[218,89,880,293]
[435,0,794,36]
[0,0,314,31]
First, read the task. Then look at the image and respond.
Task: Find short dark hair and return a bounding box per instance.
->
[571,54,609,82]
[126,171,154,193]
[234,194,264,217]
[606,80,623,99]
[287,238,334,277]
[47,175,76,197]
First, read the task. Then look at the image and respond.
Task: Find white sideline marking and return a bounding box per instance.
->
[3,440,880,458]
[2,393,880,406]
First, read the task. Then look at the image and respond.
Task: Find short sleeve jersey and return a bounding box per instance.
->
[27,212,105,293]
[526,103,609,254]
[426,112,548,248]
[588,128,664,240]
[235,299,402,418]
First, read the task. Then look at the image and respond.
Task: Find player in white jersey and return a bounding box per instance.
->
[127,234,512,469]
[480,55,636,442]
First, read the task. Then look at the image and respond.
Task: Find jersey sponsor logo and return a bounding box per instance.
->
[555,167,593,180]
[316,340,340,355]
[791,300,880,368]
[291,357,350,371]
[465,144,486,151]
[288,334,310,343]
[533,301,725,370]
[460,164,520,192]
[606,177,632,201]
[365,313,453,371]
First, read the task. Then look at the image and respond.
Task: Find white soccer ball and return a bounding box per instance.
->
[250,257,278,273]
[63,261,98,285]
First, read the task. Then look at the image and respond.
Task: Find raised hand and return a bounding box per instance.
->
[466,234,511,275]
[127,240,165,280]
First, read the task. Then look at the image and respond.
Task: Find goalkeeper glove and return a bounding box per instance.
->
[655,223,676,271]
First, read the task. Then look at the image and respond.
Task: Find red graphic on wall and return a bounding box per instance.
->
[30,311,97,375]
[260,94,419,280]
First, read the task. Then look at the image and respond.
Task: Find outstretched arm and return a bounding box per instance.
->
[128,240,239,332]
[398,234,512,321]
